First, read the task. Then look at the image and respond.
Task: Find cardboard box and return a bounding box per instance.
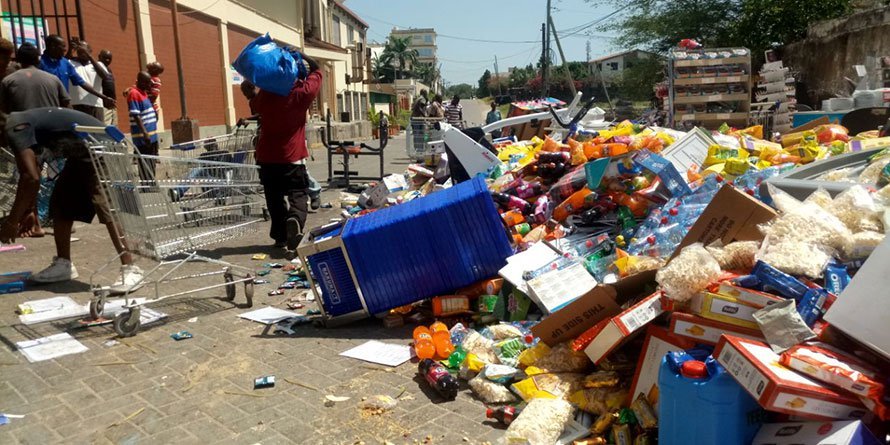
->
[627,325,697,411]
[669,312,764,345]
[584,291,665,365]
[716,283,785,309]
[824,236,890,360]
[531,270,656,347]
[689,292,761,330]
[671,184,777,259]
[752,421,881,445]
[715,336,866,420]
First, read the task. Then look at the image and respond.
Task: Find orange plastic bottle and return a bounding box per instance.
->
[430,322,455,359]
[552,188,596,222]
[413,326,436,360]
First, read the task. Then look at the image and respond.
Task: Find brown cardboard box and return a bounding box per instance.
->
[671,184,777,259]
[584,291,665,364]
[530,270,657,347]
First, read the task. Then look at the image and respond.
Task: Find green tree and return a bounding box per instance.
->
[371,55,395,83]
[445,83,476,99]
[412,62,439,87]
[616,56,665,101]
[478,69,492,97]
[381,36,418,79]
[594,0,856,65]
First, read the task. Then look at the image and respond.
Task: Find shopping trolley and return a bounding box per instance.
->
[750,101,781,140]
[406,117,444,160]
[0,147,66,225]
[168,121,258,159]
[76,125,265,337]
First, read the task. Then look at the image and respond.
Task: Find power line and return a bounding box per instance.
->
[438,45,539,64]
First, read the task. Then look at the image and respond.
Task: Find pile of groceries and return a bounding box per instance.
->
[333,113,890,444]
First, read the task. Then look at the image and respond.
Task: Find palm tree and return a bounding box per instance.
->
[371,55,395,83]
[382,36,418,79]
[411,62,438,87]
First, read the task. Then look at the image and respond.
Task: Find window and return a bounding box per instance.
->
[347,25,354,44]
[417,48,433,58]
[332,16,341,46]
[353,92,360,119]
[345,92,353,118]
[424,34,433,43]
[608,62,619,71]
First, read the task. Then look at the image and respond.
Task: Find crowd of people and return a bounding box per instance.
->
[0,34,325,291]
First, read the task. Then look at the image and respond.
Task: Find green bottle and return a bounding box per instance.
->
[446,346,467,369]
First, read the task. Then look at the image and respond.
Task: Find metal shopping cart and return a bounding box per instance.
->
[76,125,265,337]
[750,101,781,140]
[406,117,444,161]
[168,121,258,158]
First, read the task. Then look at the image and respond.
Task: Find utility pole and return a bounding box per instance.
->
[494,55,503,96]
[543,0,551,96]
[540,23,547,95]
[586,41,592,71]
[549,16,576,96]
[170,0,199,143]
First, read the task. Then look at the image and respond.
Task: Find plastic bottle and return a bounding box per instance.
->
[450,322,469,346]
[552,188,597,222]
[418,358,459,400]
[446,346,467,369]
[430,322,455,359]
[491,192,533,214]
[412,326,436,360]
[501,210,526,227]
[486,406,522,426]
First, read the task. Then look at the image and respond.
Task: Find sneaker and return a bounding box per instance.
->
[285,217,303,251]
[109,265,145,295]
[310,196,321,210]
[32,257,79,283]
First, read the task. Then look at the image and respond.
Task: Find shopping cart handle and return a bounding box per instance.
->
[73,124,126,143]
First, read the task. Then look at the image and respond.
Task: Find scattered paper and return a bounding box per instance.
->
[17,333,88,362]
[325,395,350,402]
[238,307,300,325]
[187,317,198,323]
[0,244,25,253]
[339,340,414,367]
[498,241,563,293]
[527,262,598,314]
[18,296,88,325]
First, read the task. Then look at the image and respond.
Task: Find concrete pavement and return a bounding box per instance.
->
[0,133,505,445]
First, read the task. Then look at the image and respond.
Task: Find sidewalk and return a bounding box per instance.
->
[0,134,503,445]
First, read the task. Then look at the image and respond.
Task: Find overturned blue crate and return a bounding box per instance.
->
[298,176,512,326]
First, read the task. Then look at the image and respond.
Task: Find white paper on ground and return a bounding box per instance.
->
[238,307,300,324]
[339,340,414,367]
[19,296,87,325]
[17,333,88,362]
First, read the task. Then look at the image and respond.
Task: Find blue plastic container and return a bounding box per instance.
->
[308,176,512,319]
[658,351,762,445]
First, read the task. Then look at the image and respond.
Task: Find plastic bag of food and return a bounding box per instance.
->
[517,342,550,368]
[829,185,883,233]
[494,338,529,368]
[483,323,525,341]
[758,240,833,278]
[462,330,500,364]
[816,168,858,184]
[803,188,834,210]
[358,395,398,411]
[761,185,852,255]
[232,33,307,97]
[844,231,886,259]
[568,387,626,414]
[482,364,521,384]
[529,342,591,373]
[469,373,517,404]
[656,243,722,302]
[511,373,585,401]
[501,398,574,445]
[582,371,621,389]
[706,241,760,271]
[858,155,890,185]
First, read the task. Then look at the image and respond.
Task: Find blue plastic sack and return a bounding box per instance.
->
[232,33,307,97]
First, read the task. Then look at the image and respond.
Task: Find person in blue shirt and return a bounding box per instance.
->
[39,35,114,106]
[127,71,159,182]
[486,101,503,139]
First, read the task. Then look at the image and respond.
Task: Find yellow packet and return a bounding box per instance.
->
[703,145,748,167]
[512,373,585,401]
[723,157,750,176]
[739,135,782,155]
[568,388,627,414]
[465,353,487,373]
[518,343,551,367]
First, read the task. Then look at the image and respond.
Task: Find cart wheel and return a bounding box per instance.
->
[244,275,254,308]
[89,297,106,320]
[223,272,236,301]
[113,309,141,337]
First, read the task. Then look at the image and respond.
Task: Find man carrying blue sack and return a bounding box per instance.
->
[244,50,322,258]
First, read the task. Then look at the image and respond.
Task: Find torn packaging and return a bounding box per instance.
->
[531,270,656,347]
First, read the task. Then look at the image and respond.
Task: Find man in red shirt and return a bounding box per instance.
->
[246,51,322,256]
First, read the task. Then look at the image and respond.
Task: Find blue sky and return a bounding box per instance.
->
[344,0,622,86]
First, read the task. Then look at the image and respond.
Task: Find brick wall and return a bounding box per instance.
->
[148,0,226,128]
[227,24,256,120]
[79,1,141,131]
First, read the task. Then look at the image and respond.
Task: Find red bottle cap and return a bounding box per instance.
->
[680,360,708,379]
[485,408,495,418]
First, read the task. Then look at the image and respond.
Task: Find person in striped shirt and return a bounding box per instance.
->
[443,95,463,129]
[127,71,159,182]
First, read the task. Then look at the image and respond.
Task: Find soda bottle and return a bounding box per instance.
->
[418,358,459,400]
[430,322,455,359]
[486,406,522,425]
[491,192,533,214]
[514,181,543,199]
[552,188,597,222]
[501,210,526,226]
[412,326,436,360]
[539,151,571,164]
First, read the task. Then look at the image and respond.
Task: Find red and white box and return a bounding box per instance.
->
[669,312,765,345]
[715,335,867,420]
[584,291,664,365]
[627,325,696,411]
[715,283,785,308]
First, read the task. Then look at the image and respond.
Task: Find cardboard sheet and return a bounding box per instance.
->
[339,340,414,367]
[17,333,88,363]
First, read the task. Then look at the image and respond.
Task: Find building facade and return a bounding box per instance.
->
[589,49,656,84]
[389,27,437,69]
[0,0,370,142]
